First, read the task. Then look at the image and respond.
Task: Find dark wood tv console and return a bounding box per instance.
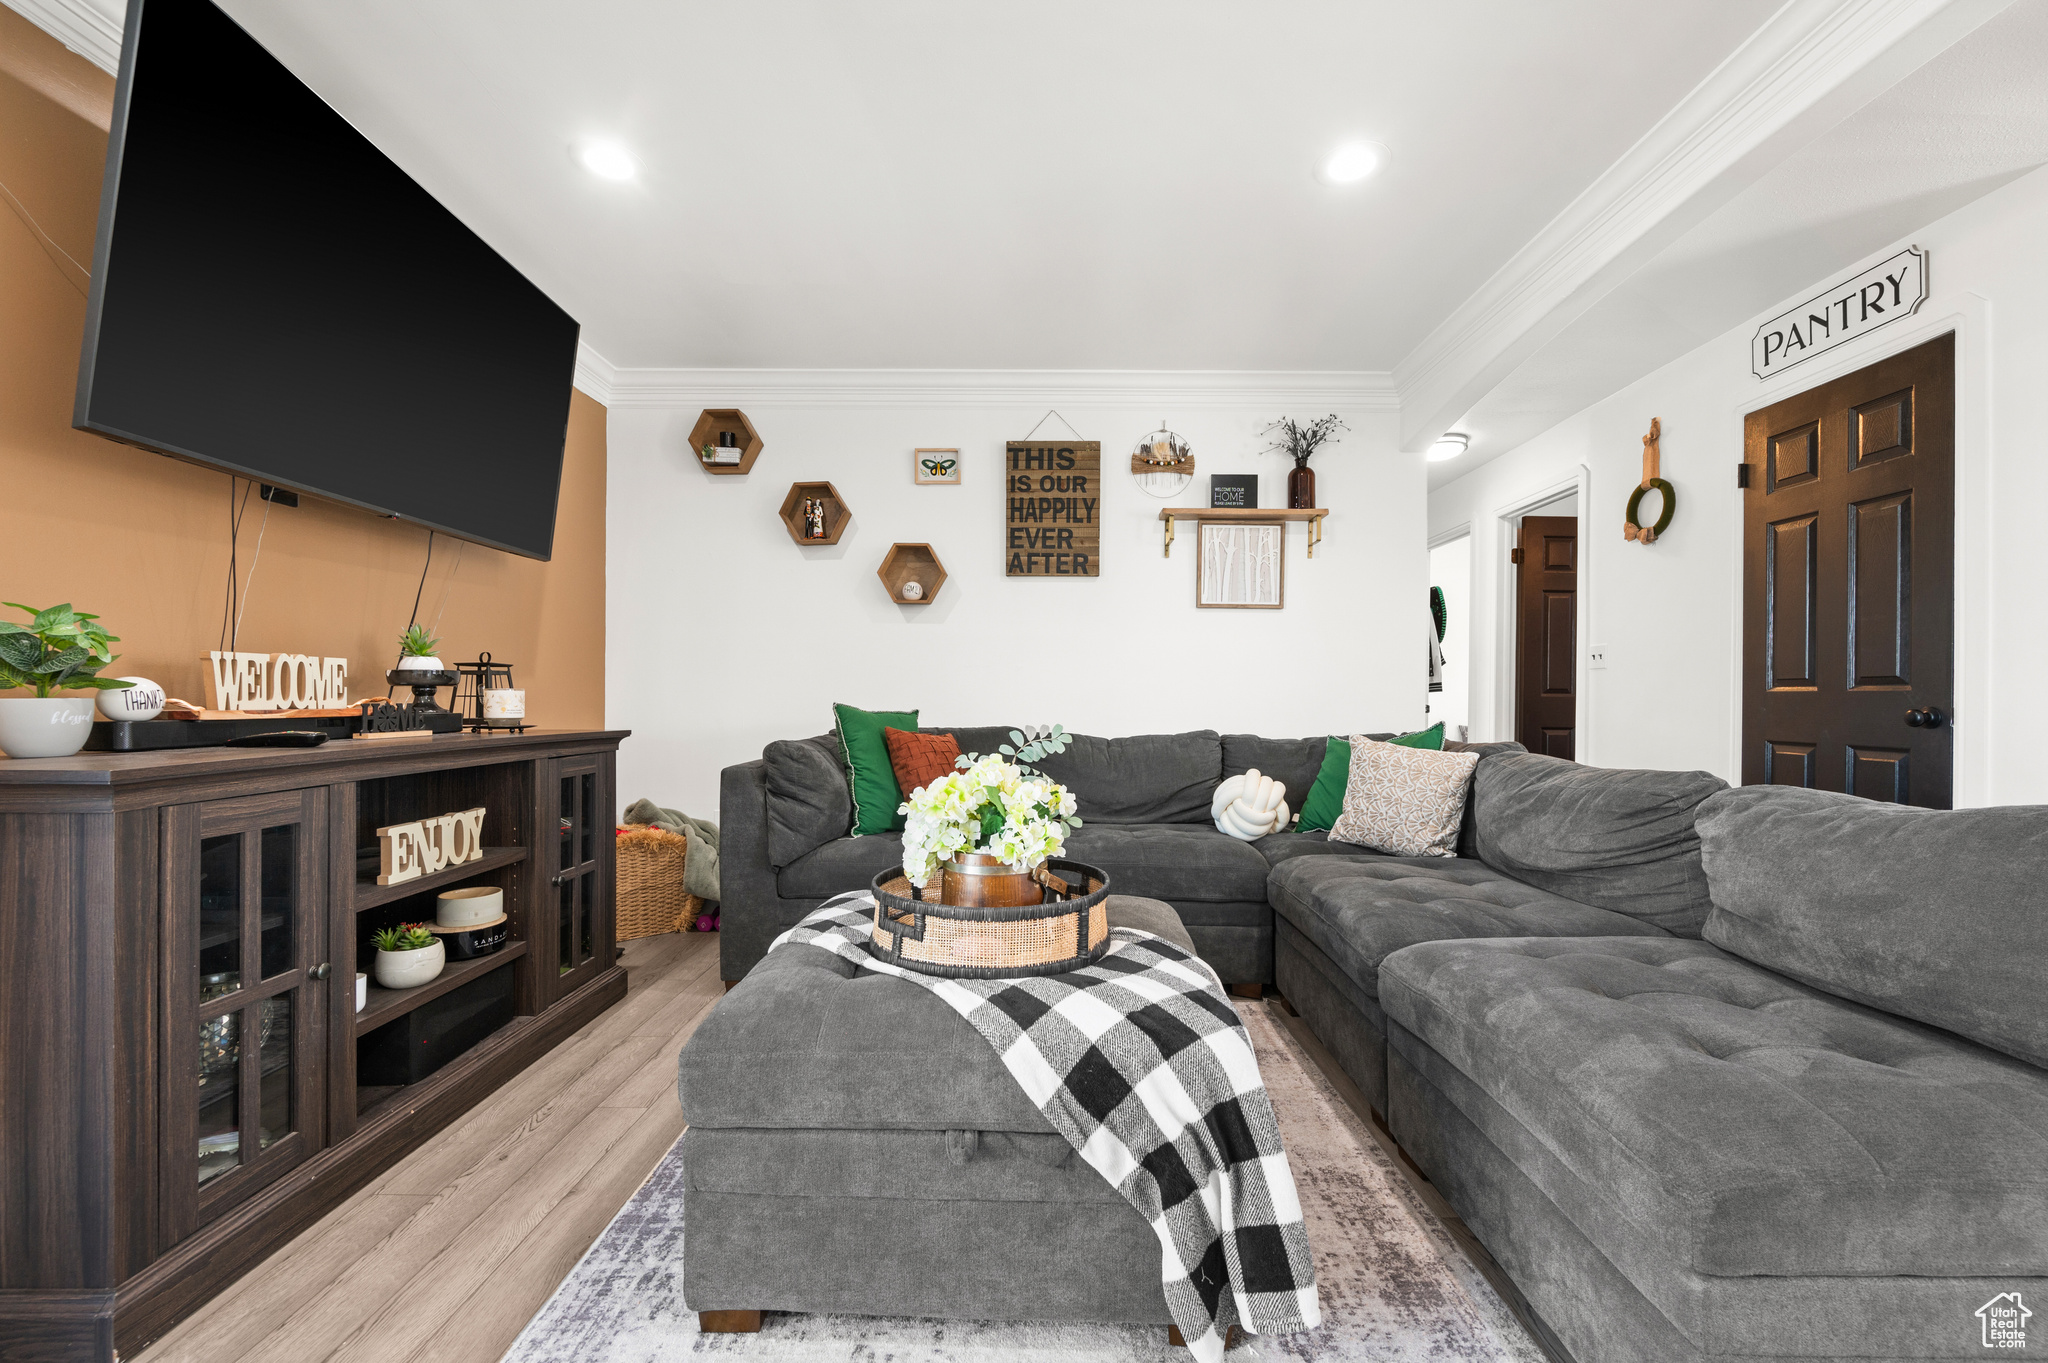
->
[0,729,629,1361]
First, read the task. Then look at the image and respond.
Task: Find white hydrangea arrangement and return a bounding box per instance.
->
[898,726,1083,885]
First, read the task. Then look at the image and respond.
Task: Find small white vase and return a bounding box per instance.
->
[395,654,445,672]
[374,940,446,989]
[0,696,99,758]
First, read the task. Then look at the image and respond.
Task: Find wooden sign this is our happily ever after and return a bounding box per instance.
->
[376,806,488,886]
[1005,439,1100,577]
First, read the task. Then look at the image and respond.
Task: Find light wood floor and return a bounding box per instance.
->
[135,930,723,1363]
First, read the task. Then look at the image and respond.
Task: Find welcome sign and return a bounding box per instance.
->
[1751,247,1927,379]
[1005,440,1100,576]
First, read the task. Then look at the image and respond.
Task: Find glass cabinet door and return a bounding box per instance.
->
[549,754,612,999]
[166,788,329,1239]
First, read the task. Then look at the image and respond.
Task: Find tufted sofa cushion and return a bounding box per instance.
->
[1378,936,2048,1278]
[1265,856,1668,1004]
[1468,754,1725,936]
[1699,784,2048,1069]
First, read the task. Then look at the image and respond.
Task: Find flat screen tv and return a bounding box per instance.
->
[74,0,580,560]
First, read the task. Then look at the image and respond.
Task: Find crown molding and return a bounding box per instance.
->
[572,342,618,406]
[1392,0,2014,450]
[4,0,122,74]
[573,348,1399,412]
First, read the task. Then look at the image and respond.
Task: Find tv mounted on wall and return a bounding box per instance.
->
[74,0,580,561]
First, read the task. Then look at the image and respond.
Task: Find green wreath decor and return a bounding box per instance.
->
[1624,479,1675,544]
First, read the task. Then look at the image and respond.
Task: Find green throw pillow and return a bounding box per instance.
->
[1295,723,1446,832]
[834,702,920,835]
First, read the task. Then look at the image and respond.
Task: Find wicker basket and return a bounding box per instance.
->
[615,824,704,940]
[866,859,1110,978]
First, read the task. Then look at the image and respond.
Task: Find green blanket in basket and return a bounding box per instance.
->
[622,799,720,904]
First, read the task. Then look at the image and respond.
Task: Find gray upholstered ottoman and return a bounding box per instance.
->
[674,896,1195,1334]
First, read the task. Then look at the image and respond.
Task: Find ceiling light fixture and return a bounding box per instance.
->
[1317,140,1386,186]
[1427,433,1470,463]
[576,141,638,181]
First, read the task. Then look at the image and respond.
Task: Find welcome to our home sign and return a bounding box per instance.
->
[1006,440,1100,576]
[1751,247,1927,379]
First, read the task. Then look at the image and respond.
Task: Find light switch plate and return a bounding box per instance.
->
[1589,644,1610,670]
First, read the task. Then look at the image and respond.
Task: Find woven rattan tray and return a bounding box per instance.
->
[866,858,1110,977]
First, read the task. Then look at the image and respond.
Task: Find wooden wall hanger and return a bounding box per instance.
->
[1624,417,1676,544]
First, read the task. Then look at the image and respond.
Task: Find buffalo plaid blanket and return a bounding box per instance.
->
[770,895,1321,1360]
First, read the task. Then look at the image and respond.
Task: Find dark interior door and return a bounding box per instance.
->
[1742,332,1954,806]
[1516,514,1577,759]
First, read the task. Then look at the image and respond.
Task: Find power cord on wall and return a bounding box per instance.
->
[0,174,90,297]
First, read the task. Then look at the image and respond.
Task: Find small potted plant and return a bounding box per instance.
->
[372,921,446,989]
[1262,414,1349,510]
[394,624,444,672]
[0,603,134,758]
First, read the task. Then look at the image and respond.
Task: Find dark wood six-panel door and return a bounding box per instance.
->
[1742,332,1954,806]
[1515,514,1578,759]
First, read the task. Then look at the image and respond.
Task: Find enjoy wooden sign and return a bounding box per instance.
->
[1005,440,1100,576]
[376,806,487,886]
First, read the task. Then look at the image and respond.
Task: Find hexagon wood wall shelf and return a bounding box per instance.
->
[878,543,947,605]
[689,408,763,475]
[778,481,851,545]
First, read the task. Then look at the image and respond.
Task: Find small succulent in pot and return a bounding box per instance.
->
[372,920,445,990]
[0,603,135,759]
[372,922,437,952]
[394,624,443,672]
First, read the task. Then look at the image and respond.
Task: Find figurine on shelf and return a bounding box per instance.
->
[804,497,827,540]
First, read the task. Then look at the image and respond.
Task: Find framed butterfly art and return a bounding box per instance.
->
[913,447,961,485]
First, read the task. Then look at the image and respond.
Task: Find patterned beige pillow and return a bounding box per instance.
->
[1328,736,1480,857]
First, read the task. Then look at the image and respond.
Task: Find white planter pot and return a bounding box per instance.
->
[374,940,446,989]
[0,696,99,758]
[395,655,444,672]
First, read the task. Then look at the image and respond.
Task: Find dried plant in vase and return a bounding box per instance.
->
[1261,415,1348,509]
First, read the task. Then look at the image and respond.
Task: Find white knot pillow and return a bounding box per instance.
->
[1211,769,1290,841]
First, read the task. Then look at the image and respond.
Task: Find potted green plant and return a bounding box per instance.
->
[372,921,445,989]
[0,603,134,758]
[394,624,444,673]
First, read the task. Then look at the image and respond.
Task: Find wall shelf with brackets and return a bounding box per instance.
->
[1158,507,1328,558]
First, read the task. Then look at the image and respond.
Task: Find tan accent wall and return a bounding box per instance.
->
[0,8,605,726]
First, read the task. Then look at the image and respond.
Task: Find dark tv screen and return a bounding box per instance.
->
[75,0,580,560]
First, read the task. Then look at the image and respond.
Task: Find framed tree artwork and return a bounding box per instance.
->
[1197,521,1284,608]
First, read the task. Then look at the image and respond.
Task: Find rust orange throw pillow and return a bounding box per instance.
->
[884,727,961,799]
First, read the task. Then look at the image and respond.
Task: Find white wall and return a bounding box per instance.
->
[1428,162,2048,806]
[611,397,1424,814]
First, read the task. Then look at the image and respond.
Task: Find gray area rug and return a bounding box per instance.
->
[502,1001,1545,1361]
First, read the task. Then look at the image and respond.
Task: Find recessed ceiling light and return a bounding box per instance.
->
[1427,433,1470,463]
[576,141,637,181]
[1317,140,1386,186]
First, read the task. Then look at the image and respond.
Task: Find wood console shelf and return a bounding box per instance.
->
[354,842,527,910]
[1157,506,1328,558]
[0,728,630,1362]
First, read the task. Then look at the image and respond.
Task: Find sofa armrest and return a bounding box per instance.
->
[719,757,781,982]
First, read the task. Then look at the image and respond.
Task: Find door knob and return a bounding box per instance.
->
[1904,707,1945,729]
[310,962,331,980]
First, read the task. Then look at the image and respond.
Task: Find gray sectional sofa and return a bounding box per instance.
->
[718,725,1517,987]
[717,726,2048,1362]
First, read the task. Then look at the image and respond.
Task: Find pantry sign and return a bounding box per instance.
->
[1751,247,1927,379]
[1005,440,1100,577]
